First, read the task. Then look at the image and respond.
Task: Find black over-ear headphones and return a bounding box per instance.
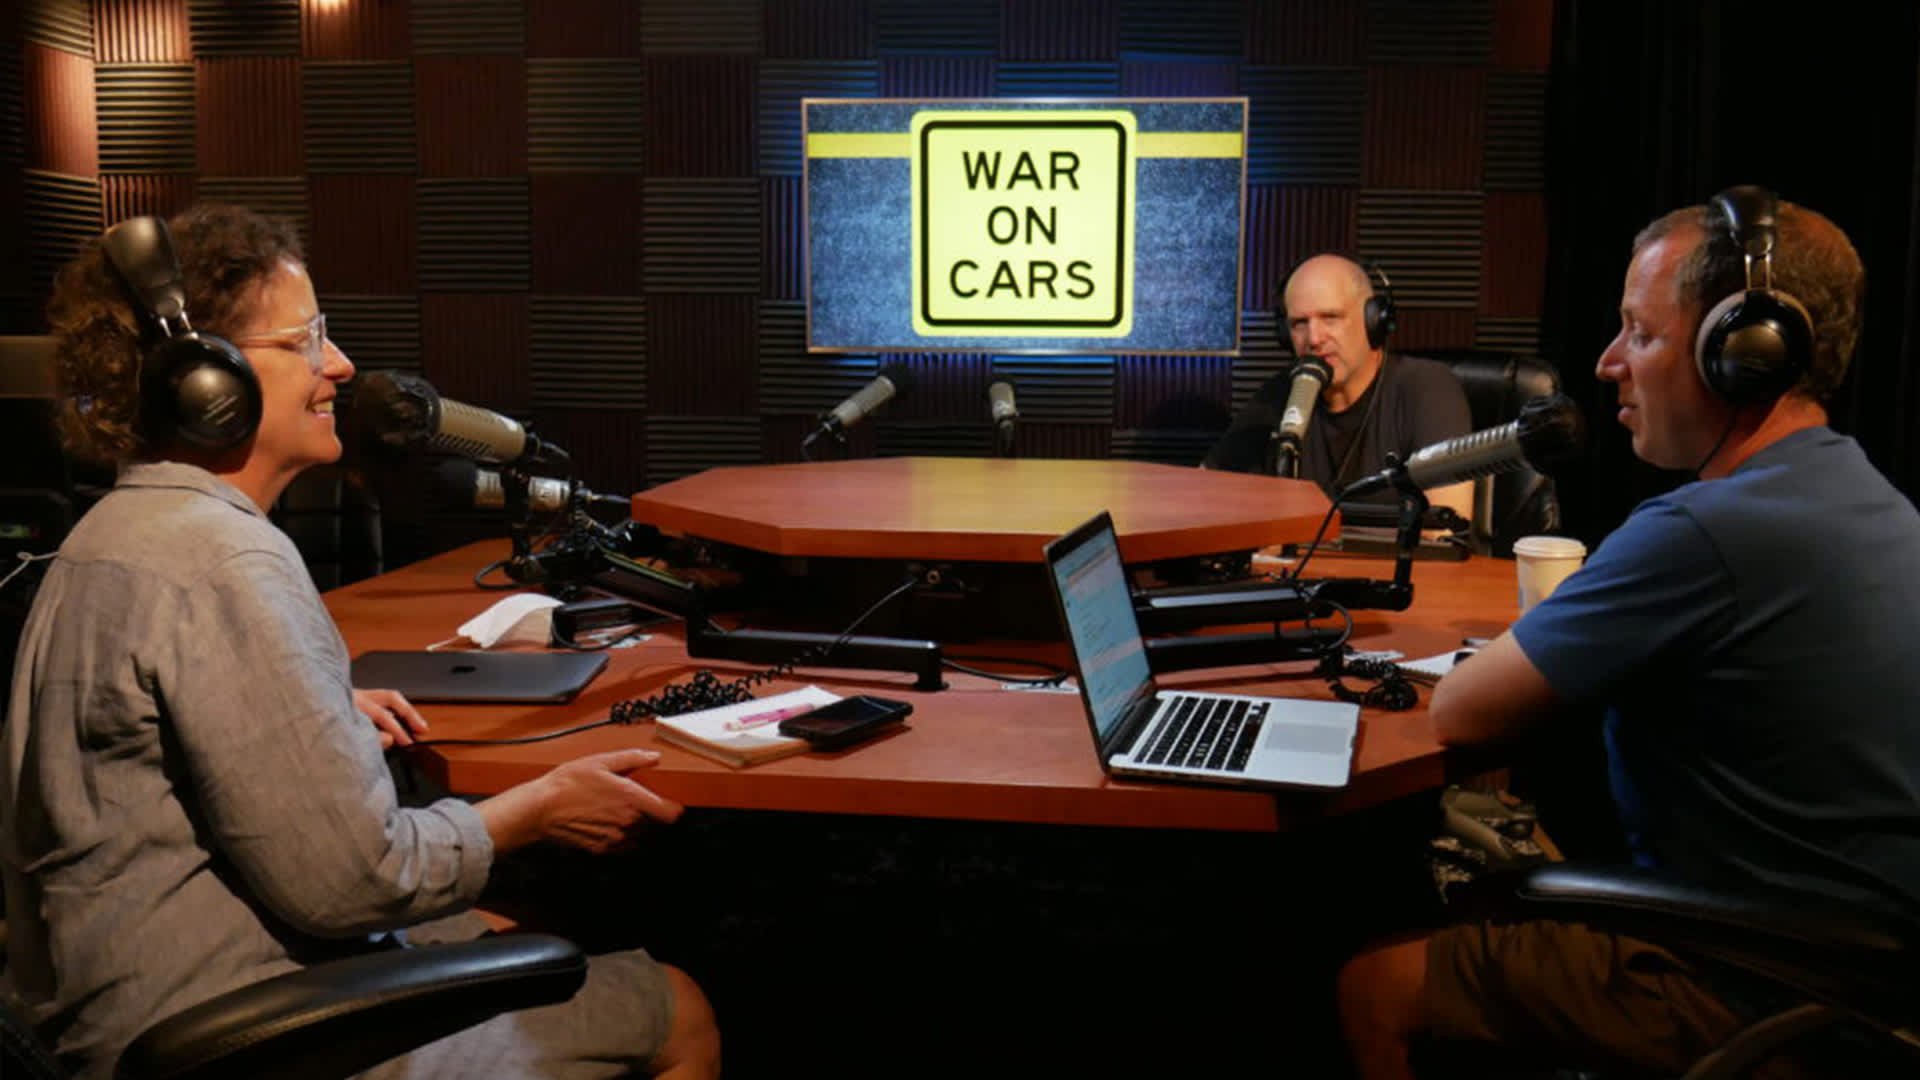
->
[1274,252,1398,351]
[1694,186,1815,404]
[102,216,262,451]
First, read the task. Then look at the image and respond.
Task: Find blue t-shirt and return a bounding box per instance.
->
[1513,428,1920,917]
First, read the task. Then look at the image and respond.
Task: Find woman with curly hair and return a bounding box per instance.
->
[4,203,719,1079]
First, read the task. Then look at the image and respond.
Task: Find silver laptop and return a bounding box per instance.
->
[1043,511,1359,791]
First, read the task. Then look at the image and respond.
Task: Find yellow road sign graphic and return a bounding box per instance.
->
[911,110,1136,336]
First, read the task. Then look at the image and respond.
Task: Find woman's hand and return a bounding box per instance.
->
[353,687,429,749]
[480,749,684,855]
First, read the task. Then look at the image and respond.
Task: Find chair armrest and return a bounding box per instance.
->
[1455,865,1919,1030]
[117,934,587,1080]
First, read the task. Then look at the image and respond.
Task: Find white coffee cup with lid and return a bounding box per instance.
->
[1512,535,1587,613]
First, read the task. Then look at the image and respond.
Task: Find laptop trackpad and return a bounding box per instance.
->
[1262,721,1353,756]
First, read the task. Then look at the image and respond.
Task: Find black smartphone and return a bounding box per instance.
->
[778,695,912,750]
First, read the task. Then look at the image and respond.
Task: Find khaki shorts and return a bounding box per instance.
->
[1427,919,1806,1078]
[363,911,676,1080]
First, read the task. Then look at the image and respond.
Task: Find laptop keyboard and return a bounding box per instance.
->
[1137,695,1268,773]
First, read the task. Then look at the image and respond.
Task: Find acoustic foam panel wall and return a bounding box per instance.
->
[4,0,1554,561]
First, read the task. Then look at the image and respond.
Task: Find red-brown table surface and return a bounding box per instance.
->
[628,457,1335,563]
[327,537,1517,832]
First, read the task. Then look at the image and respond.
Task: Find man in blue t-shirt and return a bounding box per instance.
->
[1335,191,1920,1079]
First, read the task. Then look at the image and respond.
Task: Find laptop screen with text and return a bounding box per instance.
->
[1049,520,1152,740]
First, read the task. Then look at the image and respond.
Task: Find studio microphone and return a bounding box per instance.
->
[431,458,625,514]
[988,380,1018,454]
[1272,356,1331,477]
[1341,393,1586,499]
[814,363,913,443]
[356,370,567,468]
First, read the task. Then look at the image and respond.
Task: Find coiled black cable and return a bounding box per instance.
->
[1320,652,1419,711]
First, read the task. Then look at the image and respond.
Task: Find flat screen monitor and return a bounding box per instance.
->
[805,98,1247,356]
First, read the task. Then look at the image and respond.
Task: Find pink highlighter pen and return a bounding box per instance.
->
[721,704,817,732]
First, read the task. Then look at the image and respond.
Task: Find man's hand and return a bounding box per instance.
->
[480,749,684,855]
[353,687,429,749]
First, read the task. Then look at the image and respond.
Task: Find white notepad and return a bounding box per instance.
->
[652,686,843,768]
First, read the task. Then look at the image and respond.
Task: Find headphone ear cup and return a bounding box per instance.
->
[102,215,262,453]
[1359,259,1396,350]
[1694,288,1814,403]
[1362,294,1396,350]
[1277,253,1398,351]
[142,332,262,451]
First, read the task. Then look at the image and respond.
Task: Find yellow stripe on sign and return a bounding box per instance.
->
[806,130,1242,159]
[1137,131,1242,158]
[806,132,911,157]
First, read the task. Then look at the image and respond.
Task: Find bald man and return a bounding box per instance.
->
[1204,254,1474,522]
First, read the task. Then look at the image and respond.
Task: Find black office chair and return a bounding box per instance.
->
[1414,350,1566,557]
[1419,865,1920,1079]
[0,933,587,1080]
[273,463,386,590]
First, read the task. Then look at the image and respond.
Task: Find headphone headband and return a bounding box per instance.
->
[1713,186,1779,262]
[103,217,190,328]
[102,216,262,451]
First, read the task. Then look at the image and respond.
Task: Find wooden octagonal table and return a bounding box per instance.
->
[628,456,1333,565]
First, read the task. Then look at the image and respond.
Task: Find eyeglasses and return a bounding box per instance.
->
[232,313,329,374]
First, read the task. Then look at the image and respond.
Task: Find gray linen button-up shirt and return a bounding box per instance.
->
[2,462,492,1076]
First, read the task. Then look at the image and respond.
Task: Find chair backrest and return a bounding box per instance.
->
[271,464,385,591]
[1,337,78,727]
[0,336,58,399]
[1,336,70,497]
[1412,349,1565,557]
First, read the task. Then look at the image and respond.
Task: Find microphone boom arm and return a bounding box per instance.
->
[1385,469,1426,605]
[1324,452,1422,611]
[503,467,540,579]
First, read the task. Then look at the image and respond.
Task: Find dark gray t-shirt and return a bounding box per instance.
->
[1203,354,1473,504]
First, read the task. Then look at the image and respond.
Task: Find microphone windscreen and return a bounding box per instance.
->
[1291,356,1332,382]
[430,454,479,489]
[1515,393,1586,472]
[425,456,488,510]
[353,370,439,453]
[1278,358,1331,436]
[988,380,1017,422]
